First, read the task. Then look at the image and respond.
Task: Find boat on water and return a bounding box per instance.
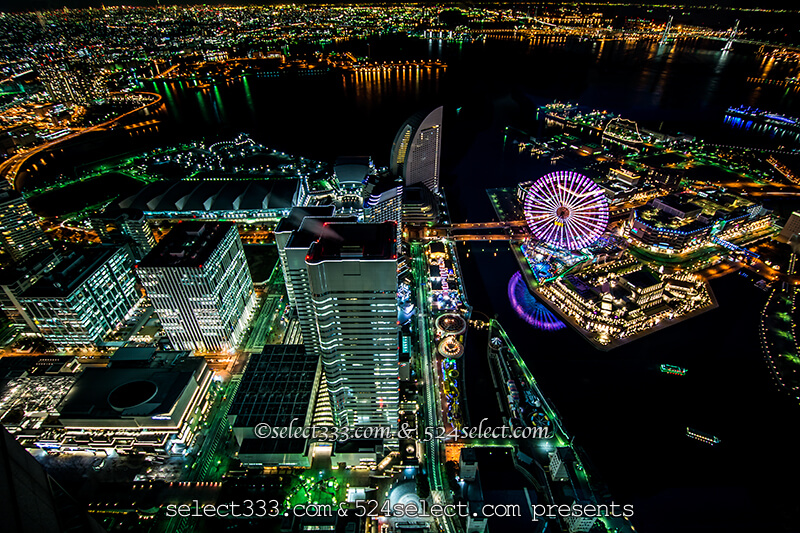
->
[686,427,721,445]
[724,106,800,138]
[660,364,687,376]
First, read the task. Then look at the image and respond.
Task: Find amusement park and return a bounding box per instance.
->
[495,162,765,348]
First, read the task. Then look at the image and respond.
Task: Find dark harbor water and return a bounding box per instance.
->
[132,33,800,167]
[28,34,800,531]
[459,243,800,533]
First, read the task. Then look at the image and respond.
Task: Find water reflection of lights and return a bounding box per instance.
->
[508,271,566,331]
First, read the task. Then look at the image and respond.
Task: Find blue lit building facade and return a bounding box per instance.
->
[20,246,140,347]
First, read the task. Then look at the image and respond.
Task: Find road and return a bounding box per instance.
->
[164,377,240,533]
[410,242,457,533]
[242,292,286,352]
[189,377,241,483]
[0,91,163,189]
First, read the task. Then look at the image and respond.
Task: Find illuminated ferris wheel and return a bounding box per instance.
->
[523,171,609,250]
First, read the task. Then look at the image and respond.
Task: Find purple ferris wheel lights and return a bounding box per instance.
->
[507,271,566,331]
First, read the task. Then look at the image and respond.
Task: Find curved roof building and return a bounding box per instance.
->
[117,179,298,221]
[390,106,443,194]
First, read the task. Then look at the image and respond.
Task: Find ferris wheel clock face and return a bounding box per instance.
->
[523,171,609,250]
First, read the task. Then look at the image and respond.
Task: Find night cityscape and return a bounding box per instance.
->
[1,2,800,533]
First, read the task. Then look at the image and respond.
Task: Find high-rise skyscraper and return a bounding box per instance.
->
[0,250,61,334]
[275,208,356,356]
[274,206,336,309]
[136,222,256,352]
[0,189,52,263]
[20,246,139,347]
[390,106,443,194]
[305,222,399,430]
[91,207,156,260]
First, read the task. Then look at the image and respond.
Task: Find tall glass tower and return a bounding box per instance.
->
[390,106,443,194]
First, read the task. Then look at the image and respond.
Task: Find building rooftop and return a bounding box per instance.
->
[137,222,233,269]
[652,194,703,217]
[622,269,661,290]
[109,347,190,368]
[109,347,156,365]
[0,188,25,205]
[0,250,60,286]
[555,447,575,462]
[429,241,446,255]
[95,205,147,223]
[287,215,359,251]
[334,156,372,184]
[402,184,435,206]
[57,354,205,420]
[306,222,397,263]
[634,207,710,234]
[274,206,335,234]
[118,179,298,213]
[21,246,124,299]
[461,447,477,463]
[238,436,308,456]
[229,345,318,429]
[364,172,401,197]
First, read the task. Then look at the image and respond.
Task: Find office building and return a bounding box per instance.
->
[390,106,443,194]
[549,447,575,482]
[363,172,403,252]
[137,222,256,352]
[0,189,52,263]
[780,211,800,241]
[460,447,478,481]
[305,222,399,430]
[0,250,61,333]
[274,206,336,309]
[91,207,156,260]
[275,209,357,356]
[566,510,598,533]
[402,185,440,225]
[19,246,139,348]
